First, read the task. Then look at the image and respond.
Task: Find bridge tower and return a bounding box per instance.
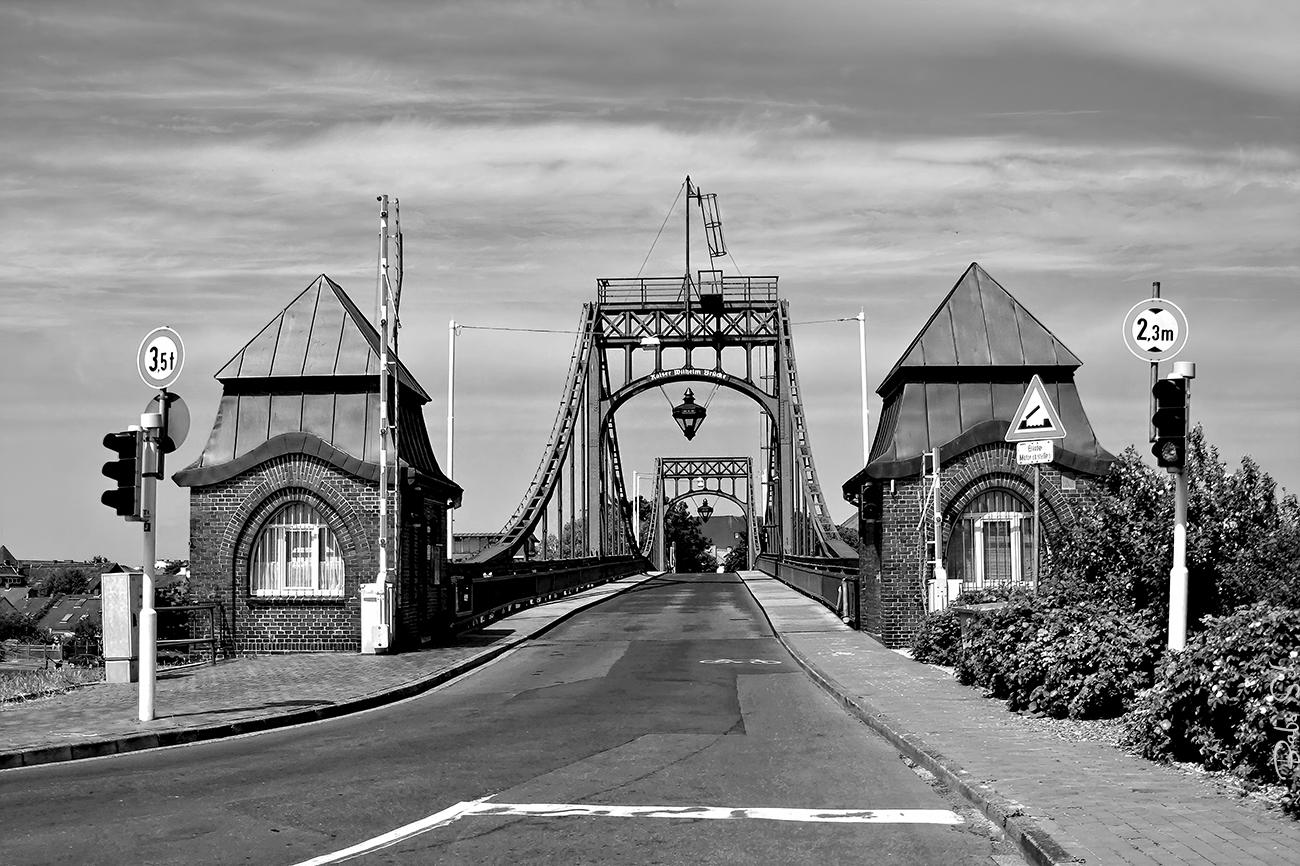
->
[469,179,854,566]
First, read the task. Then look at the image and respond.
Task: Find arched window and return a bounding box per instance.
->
[946,488,1035,592]
[250,503,345,597]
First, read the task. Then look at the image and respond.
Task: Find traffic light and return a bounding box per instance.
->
[1151,378,1188,470]
[101,430,143,520]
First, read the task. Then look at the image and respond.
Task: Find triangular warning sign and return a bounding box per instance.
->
[1005,375,1067,442]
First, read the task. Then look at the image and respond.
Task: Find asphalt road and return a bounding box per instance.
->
[0,574,1007,865]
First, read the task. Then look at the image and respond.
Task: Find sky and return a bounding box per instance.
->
[1,0,1296,565]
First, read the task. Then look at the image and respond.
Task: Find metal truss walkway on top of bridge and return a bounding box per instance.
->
[468,179,856,567]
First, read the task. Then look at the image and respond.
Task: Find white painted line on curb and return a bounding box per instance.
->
[291,799,964,864]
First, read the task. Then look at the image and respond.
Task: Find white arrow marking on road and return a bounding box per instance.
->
[291,799,963,864]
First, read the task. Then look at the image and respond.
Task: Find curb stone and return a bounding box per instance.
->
[0,573,660,772]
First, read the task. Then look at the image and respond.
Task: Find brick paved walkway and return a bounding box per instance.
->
[740,572,1300,866]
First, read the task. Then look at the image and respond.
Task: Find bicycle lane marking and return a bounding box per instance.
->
[290,798,964,864]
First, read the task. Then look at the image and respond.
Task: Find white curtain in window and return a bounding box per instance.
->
[251,502,345,597]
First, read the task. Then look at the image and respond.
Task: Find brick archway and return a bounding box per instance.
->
[224,456,374,596]
[938,444,1075,550]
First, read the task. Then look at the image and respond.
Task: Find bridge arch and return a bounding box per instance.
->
[604,367,777,424]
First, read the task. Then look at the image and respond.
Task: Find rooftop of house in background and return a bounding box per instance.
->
[32,595,102,637]
[698,515,748,550]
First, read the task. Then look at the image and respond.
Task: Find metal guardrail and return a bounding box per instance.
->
[156,603,220,666]
[448,556,648,631]
[755,554,859,625]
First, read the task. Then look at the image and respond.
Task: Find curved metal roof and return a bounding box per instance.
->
[845,263,1114,491]
[174,275,457,498]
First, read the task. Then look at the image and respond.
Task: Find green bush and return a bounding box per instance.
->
[955,596,1159,719]
[911,608,962,666]
[910,587,1014,667]
[1121,603,1300,800]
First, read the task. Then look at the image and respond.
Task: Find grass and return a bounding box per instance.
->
[0,666,103,704]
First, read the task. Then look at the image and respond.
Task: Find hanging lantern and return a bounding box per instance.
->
[697,498,714,523]
[671,389,706,440]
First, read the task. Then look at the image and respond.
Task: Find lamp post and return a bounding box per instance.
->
[672,389,707,440]
[446,320,458,553]
[857,308,869,466]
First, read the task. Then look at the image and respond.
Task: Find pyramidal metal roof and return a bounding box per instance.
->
[842,263,1114,490]
[877,263,1081,397]
[215,274,429,402]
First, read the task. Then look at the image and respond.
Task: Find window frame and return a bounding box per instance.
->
[249,502,346,599]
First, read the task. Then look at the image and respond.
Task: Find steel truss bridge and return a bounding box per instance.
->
[647,456,758,572]
[467,268,856,568]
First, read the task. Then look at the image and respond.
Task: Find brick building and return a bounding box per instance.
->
[174,275,461,653]
[843,264,1115,647]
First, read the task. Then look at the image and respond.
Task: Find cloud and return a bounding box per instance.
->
[1,0,1297,559]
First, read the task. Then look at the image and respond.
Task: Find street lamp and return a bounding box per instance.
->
[697,498,714,523]
[672,389,706,440]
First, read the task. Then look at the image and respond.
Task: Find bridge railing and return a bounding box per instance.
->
[597,276,778,308]
[754,554,859,626]
[447,555,648,631]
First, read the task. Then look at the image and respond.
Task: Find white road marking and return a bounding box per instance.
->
[698,658,783,664]
[291,798,963,864]
[468,802,964,824]
[288,795,494,866]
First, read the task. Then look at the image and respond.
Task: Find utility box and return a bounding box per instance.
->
[453,577,473,617]
[359,582,390,654]
[102,571,143,683]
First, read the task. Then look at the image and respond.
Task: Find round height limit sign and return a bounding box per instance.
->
[1123,298,1188,362]
[137,327,184,390]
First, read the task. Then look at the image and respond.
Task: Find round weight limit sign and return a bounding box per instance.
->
[1123,298,1188,362]
[137,327,185,390]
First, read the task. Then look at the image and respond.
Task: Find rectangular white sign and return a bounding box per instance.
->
[1016,440,1054,465]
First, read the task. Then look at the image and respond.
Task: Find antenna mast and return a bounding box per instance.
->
[371,195,402,650]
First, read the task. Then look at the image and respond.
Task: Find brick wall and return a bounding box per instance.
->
[188,453,450,654]
[857,442,1108,648]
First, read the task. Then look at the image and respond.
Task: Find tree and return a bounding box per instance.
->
[1045,424,1300,629]
[722,531,749,572]
[0,608,43,643]
[33,567,90,598]
[665,501,716,573]
[545,519,588,559]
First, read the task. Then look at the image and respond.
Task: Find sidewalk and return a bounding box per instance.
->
[0,573,658,771]
[739,571,1300,866]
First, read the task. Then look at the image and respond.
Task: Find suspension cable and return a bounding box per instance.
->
[456,325,578,334]
[637,181,687,277]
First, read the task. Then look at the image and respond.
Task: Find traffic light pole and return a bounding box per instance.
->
[139,411,163,721]
[1168,469,1189,651]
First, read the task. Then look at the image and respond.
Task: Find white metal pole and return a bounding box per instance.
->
[1032,464,1041,592]
[858,309,869,466]
[377,197,390,596]
[633,472,642,547]
[447,319,456,553]
[138,414,161,722]
[1168,470,1189,650]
